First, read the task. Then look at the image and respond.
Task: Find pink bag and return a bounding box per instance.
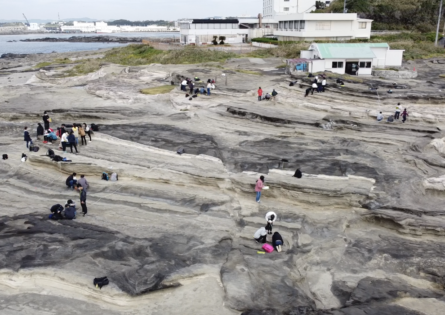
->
[262,244,274,253]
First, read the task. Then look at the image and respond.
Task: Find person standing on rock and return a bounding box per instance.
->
[83,123,92,142]
[43,111,50,130]
[78,175,89,191]
[24,126,32,148]
[72,124,79,145]
[37,123,44,140]
[67,131,78,154]
[181,78,187,91]
[258,87,263,101]
[61,132,69,152]
[255,175,265,203]
[77,184,88,216]
[265,211,277,234]
[207,81,212,96]
[394,104,401,120]
[322,78,327,92]
[401,108,409,123]
[272,232,284,252]
[254,227,267,243]
[79,125,87,146]
[188,81,194,94]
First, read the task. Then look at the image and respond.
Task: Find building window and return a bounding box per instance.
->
[300,21,305,29]
[316,21,331,30]
[284,7,289,11]
[359,61,372,68]
[332,61,344,68]
[359,22,367,29]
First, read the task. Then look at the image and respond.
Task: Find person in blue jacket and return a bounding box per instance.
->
[67,131,78,153]
[24,126,32,148]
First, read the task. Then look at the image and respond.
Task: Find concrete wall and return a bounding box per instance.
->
[180,28,249,44]
[252,42,277,48]
[372,70,417,79]
[386,50,404,67]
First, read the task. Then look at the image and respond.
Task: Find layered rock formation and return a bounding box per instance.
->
[0,54,445,314]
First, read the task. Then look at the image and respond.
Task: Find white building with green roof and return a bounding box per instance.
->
[300,43,404,75]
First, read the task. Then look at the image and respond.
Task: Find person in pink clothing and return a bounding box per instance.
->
[255,175,265,203]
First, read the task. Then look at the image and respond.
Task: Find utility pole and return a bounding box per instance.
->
[343,0,347,13]
[435,0,443,46]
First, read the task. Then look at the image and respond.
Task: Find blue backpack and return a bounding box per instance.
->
[101,172,109,181]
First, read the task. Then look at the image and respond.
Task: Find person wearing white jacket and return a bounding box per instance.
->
[254,227,267,243]
[265,211,277,234]
[61,132,69,153]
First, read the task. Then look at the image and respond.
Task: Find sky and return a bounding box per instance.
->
[1,0,262,21]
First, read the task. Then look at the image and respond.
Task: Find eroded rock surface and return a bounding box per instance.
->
[1,54,445,314]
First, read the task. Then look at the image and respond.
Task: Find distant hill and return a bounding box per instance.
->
[317,0,444,31]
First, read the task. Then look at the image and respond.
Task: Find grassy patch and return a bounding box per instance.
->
[35,58,74,69]
[140,85,175,95]
[276,64,287,69]
[103,44,237,65]
[64,59,104,76]
[236,69,262,75]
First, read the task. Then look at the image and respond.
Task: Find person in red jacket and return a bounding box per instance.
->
[257,87,263,101]
[255,175,265,203]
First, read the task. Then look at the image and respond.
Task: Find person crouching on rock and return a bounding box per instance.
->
[272,232,284,252]
[265,211,277,235]
[66,172,77,189]
[255,175,265,203]
[254,227,267,243]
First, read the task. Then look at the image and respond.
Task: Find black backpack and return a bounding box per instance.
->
[52,155,63,162]
[91,123,99,132]
[294,169,302,178]
[47,149,55,158]
[2,154,7,160]
[101,172,109,181]
[94,277,109,289]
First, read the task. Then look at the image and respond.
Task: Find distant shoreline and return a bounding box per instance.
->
[0,31,179,36]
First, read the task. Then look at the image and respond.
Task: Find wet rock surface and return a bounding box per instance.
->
[1,53,445,314]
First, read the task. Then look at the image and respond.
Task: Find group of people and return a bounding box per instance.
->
[257,87,278,101]
[65,172,89,216]
[377,103,409,123]
[181,77,215,96]
[254,211,284,252]
[305,74,327,97]
[23,111,94,154]
[50,199,77,220]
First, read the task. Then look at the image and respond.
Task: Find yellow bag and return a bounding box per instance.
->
[48,118,52,122]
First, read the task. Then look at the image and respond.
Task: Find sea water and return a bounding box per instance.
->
[0,32,179,55]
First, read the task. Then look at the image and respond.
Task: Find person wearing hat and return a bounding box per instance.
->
[272,232,284,252]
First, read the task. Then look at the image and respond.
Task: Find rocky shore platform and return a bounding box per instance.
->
[1,51,445,315]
